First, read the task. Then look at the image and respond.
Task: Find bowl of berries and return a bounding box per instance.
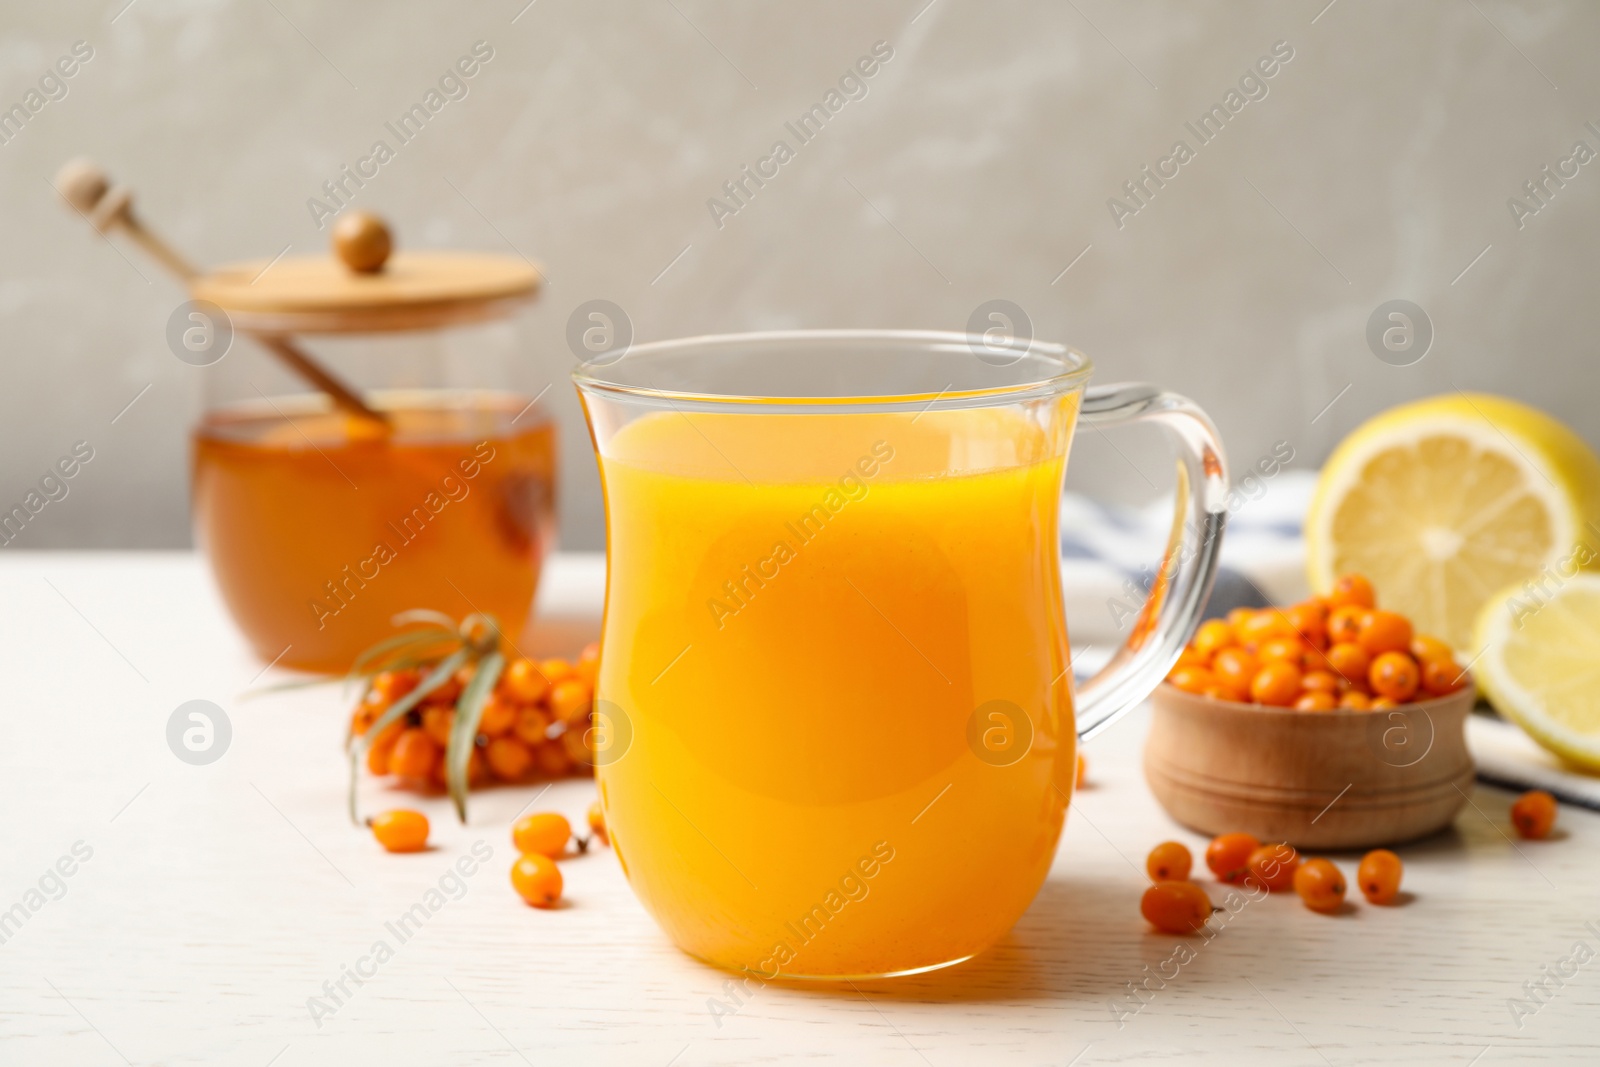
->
[1144,574,1476,850]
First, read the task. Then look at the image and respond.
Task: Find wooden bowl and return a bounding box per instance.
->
[1143,684,1475,850]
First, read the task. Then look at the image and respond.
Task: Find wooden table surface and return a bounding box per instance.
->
[2,552,1597,1066]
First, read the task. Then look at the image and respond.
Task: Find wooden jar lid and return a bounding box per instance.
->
[189,213,541,334]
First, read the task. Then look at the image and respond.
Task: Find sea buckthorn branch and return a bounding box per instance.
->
[348,647,470,825]
[343,611,506,825]
[447,641,505,823]
[338,623,459,745]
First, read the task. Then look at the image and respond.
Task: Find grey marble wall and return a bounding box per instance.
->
[2,0,1597,550]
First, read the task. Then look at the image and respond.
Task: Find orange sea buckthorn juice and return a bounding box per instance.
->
[192,391,555,673]
[592,408,1079,977]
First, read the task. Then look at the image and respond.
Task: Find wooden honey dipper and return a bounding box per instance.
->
[54,158,389,428]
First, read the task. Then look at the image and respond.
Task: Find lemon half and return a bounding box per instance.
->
[1306,393,1600,650]
[1476,574,1600,771]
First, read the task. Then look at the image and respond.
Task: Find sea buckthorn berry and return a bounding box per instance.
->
[1203,684,1247,703]
[513,812,572,858]
[390,728,439,780]
[1285,601,1329,648]
[1357,849,1403,904]
[1239,609,1294,648]
[1326,642,1372,685]
[1339,690,1373,710]
[365,714,403,748]
[501,658,551,704]
[587,801,608,846]
[1205,832,1260,884]
[1173,647,1210,671]
[561,726,594,764]
[1301,669,1339,694]
[1251,662,1303,706]
[485,736,533,781]
[575,642,601,686]
[1411,634,1455,664]
[351,704,379,736]
[1327,605,1369,646]
[1300,643,1334,675]
[511,853,563,908]
[1140,881,1213,934]
[371,669,420,704]
[366,732,396,775]
[1259,637,1307,669]
[514,706,553,746]
[1168,666,1216,695]
[1193,619,1233,658]
[1421,657,1466,696]
[1358,610,1414,656]
[1511,790,1557,839]
[1246,843,1300,891]
[539,658,575,684]
[1328,573,1376,610]
[1294,691,1337,711]
[1212,648,1258,692]
[550,679,593,724]
[369,809,429,853]
[534,742,571,777]
[1076,752,1088,788]
[1370,696,1399,710]
[479,695,518,737]
[426,672,464,706]
[1293,858,1347,913]
[1147,841,1192,882]
[1226,607,1256,630]
[1369,651,1420,702]
[422,705,455,747]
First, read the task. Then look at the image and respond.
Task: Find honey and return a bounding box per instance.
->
[193,391,555,672]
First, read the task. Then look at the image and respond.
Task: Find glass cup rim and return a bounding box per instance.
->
[570,329,1094,412]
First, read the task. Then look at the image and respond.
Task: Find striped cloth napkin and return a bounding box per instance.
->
[1062,471,1600,810]
[1060,470,1317,650]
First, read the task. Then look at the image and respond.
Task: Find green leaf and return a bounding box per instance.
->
[446,650,505,824]
[240,674,336,700]
[347,646,470,826]
[392,609,461,631]
[349,626,455,678]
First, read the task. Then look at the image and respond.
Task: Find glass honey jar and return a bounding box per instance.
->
[185,215,555,673]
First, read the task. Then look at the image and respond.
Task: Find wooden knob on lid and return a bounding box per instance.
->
[332,211,392,273]
[193,210,540,333]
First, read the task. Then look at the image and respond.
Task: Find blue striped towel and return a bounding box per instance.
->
[1060,469,1318,650]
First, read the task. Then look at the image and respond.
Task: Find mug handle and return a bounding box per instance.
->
[1071,383,1230,741]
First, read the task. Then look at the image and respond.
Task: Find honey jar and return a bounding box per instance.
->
[185,215,555,672]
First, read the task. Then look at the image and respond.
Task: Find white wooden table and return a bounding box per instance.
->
[2,552,1596,1066]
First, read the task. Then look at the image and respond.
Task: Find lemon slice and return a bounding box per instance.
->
[1476,574,1600,771]
[1306,393,1600,650]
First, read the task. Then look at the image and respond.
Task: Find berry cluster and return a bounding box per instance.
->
[1167,573,1467,709]
[352,643,601,790]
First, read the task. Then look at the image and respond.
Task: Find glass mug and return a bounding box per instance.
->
[574,331,1227,979]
